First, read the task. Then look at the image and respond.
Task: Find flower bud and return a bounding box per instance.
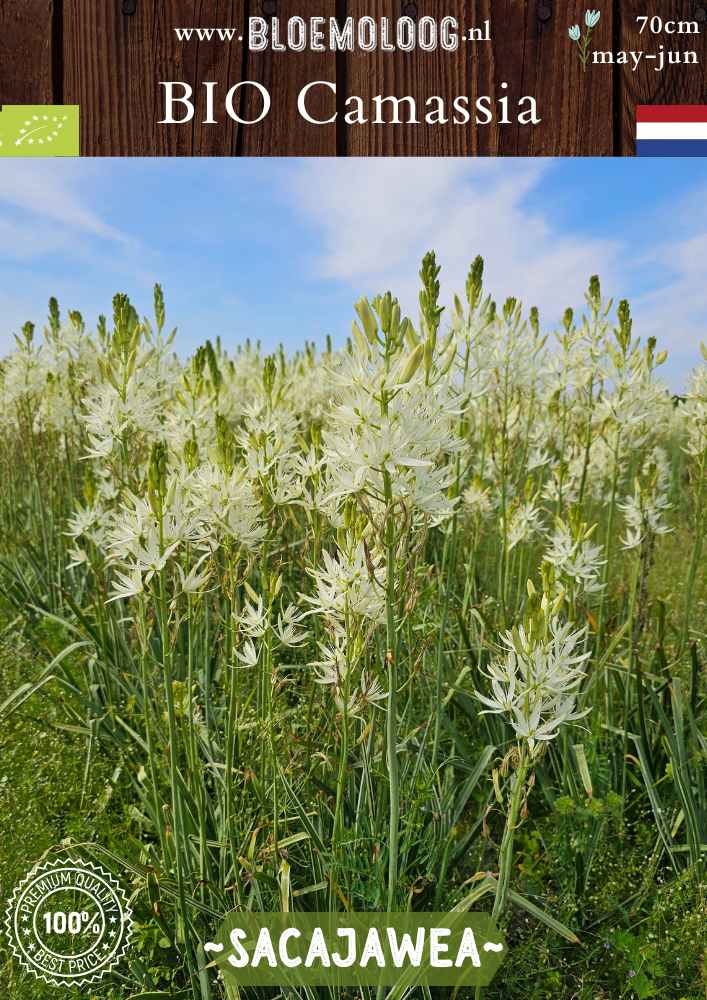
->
[48,296,61,336]
[351,320,368,354]
[379,291,393,334]
[154,283,166,334]
[148,441,168,512]
[439,340,457,376]
[402,317,418,348]
[466,255,484,311]
[354,298,379,344]
[588,275,601,309]
[399,343,424,384]
[183,438,199,472]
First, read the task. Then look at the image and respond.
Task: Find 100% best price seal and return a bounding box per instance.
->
[4,858,133,987]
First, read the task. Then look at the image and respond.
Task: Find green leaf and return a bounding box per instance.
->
[451,875,497,913]
[0,640,90,717]
[507,889,580,943]
[572,744,593,798]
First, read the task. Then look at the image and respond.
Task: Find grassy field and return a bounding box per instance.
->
[0,260,705,999]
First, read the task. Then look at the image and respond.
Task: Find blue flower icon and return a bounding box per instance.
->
[569,9,601,71]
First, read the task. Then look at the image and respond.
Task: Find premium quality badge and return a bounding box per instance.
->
[4,857,133,987]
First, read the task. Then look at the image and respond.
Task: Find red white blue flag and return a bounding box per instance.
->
[636,106,707,156]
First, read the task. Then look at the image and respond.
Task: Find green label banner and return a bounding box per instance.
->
[0,106,79,156]
[205,912,506,989]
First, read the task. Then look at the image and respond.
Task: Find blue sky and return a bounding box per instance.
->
[0,158,705,388]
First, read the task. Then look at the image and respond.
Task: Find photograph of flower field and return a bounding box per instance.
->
[0,162,705,999]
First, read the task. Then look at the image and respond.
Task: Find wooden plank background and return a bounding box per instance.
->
[1,0,706,154]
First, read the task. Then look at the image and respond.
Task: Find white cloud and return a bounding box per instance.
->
[0,161,128,247]
[622,183,707,384]
[289,159,620,326]
[0,162,147,353]
[287,159,707,388]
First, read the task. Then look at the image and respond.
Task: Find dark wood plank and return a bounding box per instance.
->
[509,0,615,155]
[0,0,54,105]
[618,0,707,154]
[343,0,614,155]
[238,1,338,155]
[63,0,247,155]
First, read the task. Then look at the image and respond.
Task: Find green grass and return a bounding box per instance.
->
[2,624,703,1000]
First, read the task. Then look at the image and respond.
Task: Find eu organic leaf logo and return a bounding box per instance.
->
[0,106,79,156]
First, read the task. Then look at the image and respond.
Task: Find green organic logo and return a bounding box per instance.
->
[205,912,506,990]
[0,106,79,156]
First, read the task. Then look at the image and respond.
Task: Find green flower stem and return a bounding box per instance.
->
[682,455,705,650]
[431,527,454,771]
[137,599,167,860]
[223,580,242,901]
[383,470,400,915]
[158,570,198,989]
[620,549,642,808]
[492,748,529,923]
[576,26,596,71]
[596,429,622,732]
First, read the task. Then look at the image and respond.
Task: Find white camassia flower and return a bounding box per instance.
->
[619,480,672,550]
[82,344,172,463]
[106,479,195,576]
[65,502,111,558]
[474,617,590,754]
[311,634,386,717]
[541,472,579,508]
[463,479,494,519]
[267,456,306,506]
[359,671,387,709]
[239,595,268,638]
[235,638,259,669]
[594,370,671,452]
[107,564,145,603]
[274,604,307,647]
[176,556,212,596]
[506,501,544,551]
[187,462,266,550]
[321,340,463,527]
[526,445,550,472]
[303,543,386,625]
[66,504,102,540]
[682,363,707,459]
[66,546,89,570]
[543,519,605,596]
[311,633,351,704]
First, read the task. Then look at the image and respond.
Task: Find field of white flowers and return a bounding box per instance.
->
[0,257,705,999]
